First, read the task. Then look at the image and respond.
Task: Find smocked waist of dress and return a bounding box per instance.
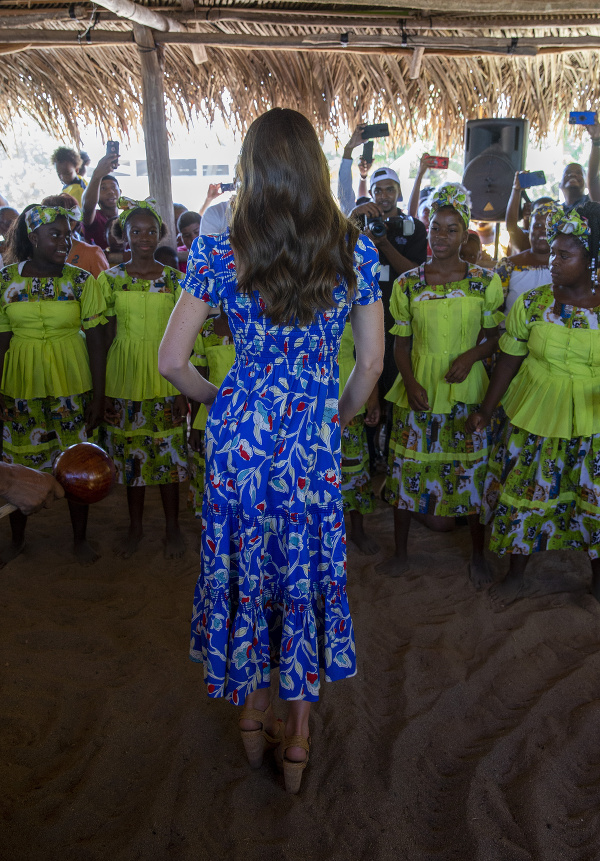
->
[234,332,340,366]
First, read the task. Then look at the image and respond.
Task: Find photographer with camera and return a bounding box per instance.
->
[350,167,428,402]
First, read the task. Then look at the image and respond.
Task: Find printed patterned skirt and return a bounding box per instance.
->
[482,421,600,560]
[3,393,91,471]
[190,502,355,704]
[103,396,187,487]
[341,414,375,515]
[384,402,492,517]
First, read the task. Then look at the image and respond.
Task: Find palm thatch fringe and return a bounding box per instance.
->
[1,11,599,147]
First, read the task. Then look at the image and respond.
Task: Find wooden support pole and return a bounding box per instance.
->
[409,46,424,79]
[132,23,176,244]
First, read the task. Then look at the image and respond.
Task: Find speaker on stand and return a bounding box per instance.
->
[462,118,529,260]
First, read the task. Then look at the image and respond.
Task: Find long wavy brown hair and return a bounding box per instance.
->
[229,108,359,326]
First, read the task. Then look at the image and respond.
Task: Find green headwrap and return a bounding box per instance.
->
[118,196,162,229]
[546,206,590,252]
[430,183,471,228]
[25,205,79,234]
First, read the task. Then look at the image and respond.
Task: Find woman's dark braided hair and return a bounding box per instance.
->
[576,200,600,287]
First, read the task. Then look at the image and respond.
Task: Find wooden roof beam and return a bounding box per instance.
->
[220,0,600,11]
[89,0,182,32]
[188,7,600,31]
[3,28,600,56]
[87,0,206,62]
[1,7,600,32]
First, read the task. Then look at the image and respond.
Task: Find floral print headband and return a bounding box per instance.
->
[546,206,590,252]
[118,196,162,228]
[531,201,556,221]
[430,183,471,228]
[25,205,80,234]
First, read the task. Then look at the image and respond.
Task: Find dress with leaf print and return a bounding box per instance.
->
[182,230,381,704]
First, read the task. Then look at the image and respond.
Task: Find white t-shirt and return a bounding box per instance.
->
[200,200,231,236]
[505,266,552,315]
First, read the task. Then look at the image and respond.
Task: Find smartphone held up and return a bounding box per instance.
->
[361,141,374,164]
[568,111,597,126]
[426,156,449,170]
[518,170,546,189]
[361,123,389,140]
[106,140,120,169]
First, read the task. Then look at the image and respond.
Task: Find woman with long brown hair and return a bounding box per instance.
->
[159,108,383,793]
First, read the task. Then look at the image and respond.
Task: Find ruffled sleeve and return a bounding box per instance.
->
[499,293,530,357]
[182,234,221,307]
[165,265,184,289]
[481,272,505,328]
[80,274,108,330]
[352,234,381,306]
[97,270,116,318]
[389,274,412,337]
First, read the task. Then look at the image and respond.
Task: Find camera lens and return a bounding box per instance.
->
[369,219,387,238]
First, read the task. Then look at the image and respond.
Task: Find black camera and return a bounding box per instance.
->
[358,213,415,239]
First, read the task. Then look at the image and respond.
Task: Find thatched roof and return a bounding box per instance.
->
[2,1,600,150]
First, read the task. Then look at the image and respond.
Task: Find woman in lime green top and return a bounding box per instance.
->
[0,204,107,565]
[188,310,235,518]
[468,203,600,608]
[378,184,503,587]
[99,199,188,559]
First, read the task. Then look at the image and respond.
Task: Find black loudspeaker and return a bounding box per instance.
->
[462,118,529,221]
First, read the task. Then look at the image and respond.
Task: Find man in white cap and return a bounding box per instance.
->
[350,166,428,412]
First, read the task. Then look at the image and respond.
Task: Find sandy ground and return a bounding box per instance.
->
[2,483,600,861]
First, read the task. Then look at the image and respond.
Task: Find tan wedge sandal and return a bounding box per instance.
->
[238,704,284,769]
[278,735,310,794]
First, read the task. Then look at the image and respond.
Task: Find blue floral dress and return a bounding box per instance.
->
[182,231,380,705]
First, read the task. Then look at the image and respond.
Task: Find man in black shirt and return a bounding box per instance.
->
[350,166,428,398]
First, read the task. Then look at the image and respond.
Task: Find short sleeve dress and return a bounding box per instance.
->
[384,263,504,517]
[98,264,188,487]
[182,230,381,705]
[481,284,600,559]
[0,262,107,470]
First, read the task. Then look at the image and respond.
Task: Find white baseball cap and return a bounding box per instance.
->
[369,167,401,191]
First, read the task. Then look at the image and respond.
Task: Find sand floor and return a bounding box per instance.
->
[2,485,600,861]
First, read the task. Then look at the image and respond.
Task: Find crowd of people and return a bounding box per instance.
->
[1,109,600,793]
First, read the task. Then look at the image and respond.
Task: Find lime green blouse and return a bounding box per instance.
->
[338,322,356,396]
[500,284,600,439]
[0,262,106,399]
[99,264,183,400]
[191,317,236,430]
[386,264,504,413]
